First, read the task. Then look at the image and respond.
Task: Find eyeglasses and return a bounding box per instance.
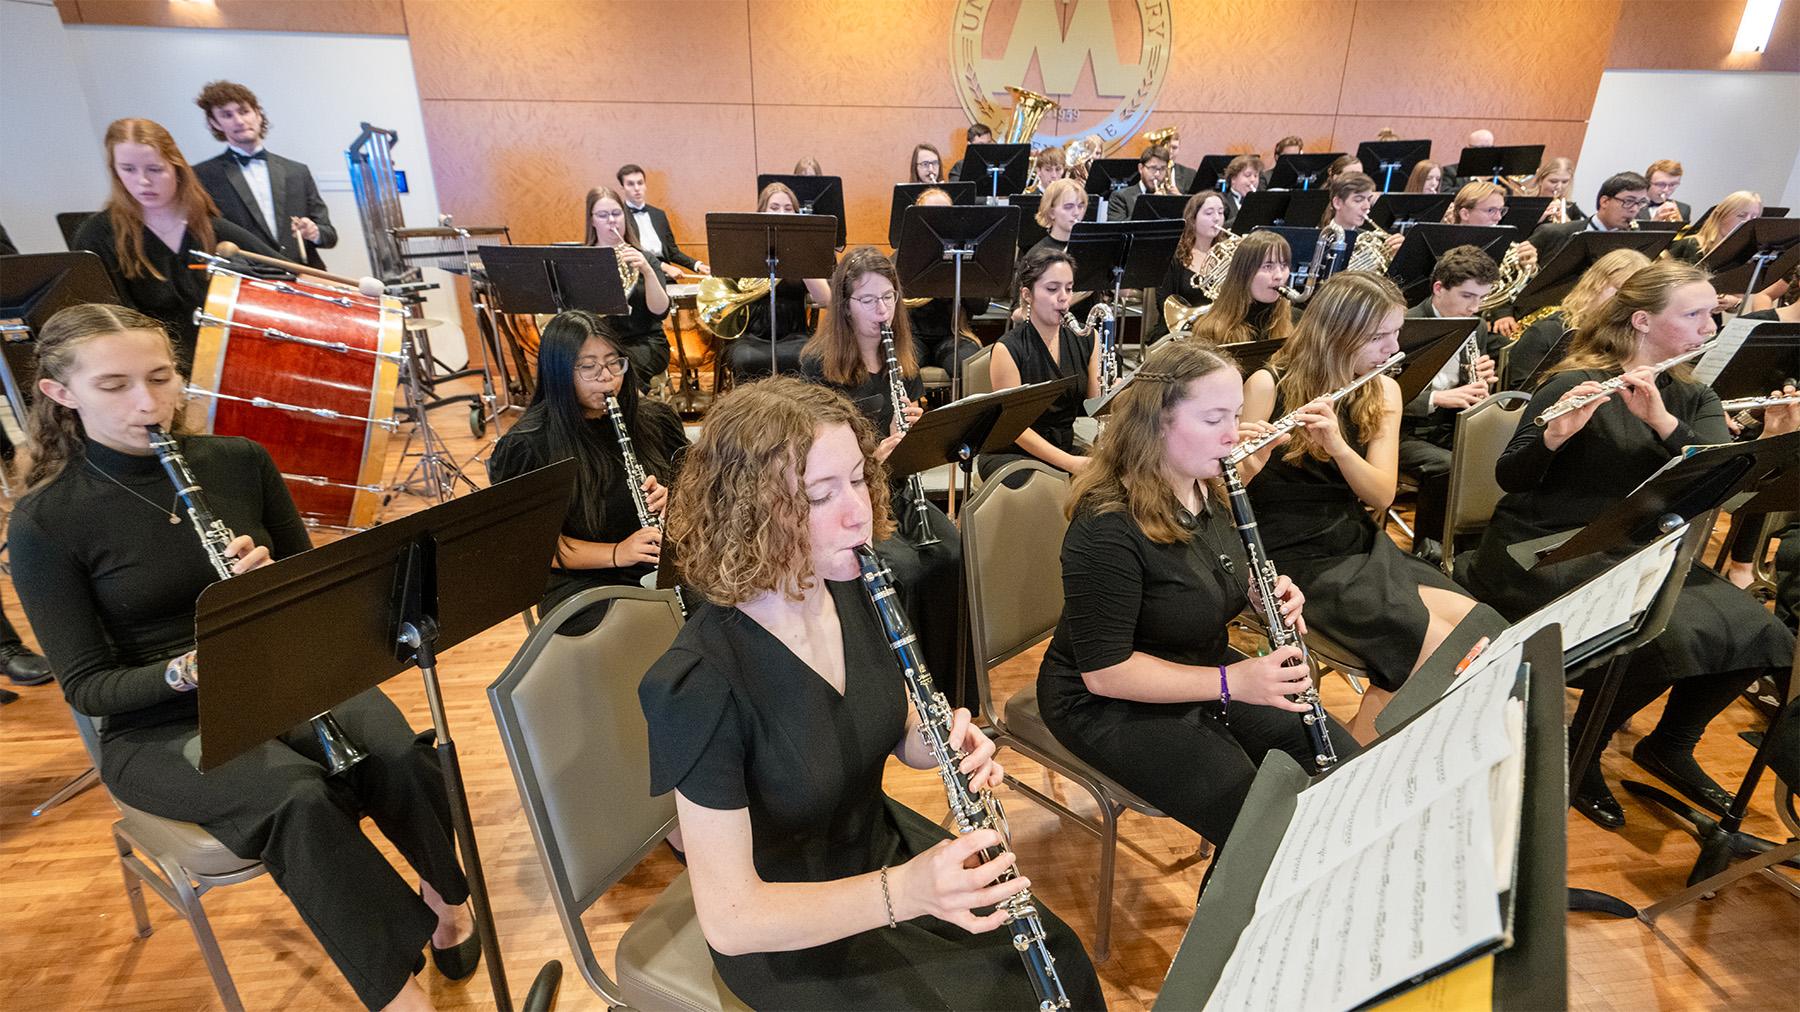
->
[574,356,629,380]
[592,208,626,220]
[1610,196,1651,212]
[850,291,899,308]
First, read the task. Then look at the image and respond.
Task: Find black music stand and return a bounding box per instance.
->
[895,204,1022,399]
[1066,219,1185,306]
[1500,197,1555,231]
[956,144,1030,202]
[0,251,120,424]
[1083,158,1140,213]
[1268,152,1342,191]
[1357,139,1431,192]
[755,174,847,249]
[1370,192,1453,233]
[1129,193,1192,221]
[194,459,576,1011]
[704,211,839,368]
[1189,154,1235,194]
[477,244,630,316]
[55,211,99,251]
[1701,321,1800,400]
[1395,317,1480,402]
[1387,223,1521,303]
[1260,224,1342,291]
[1455,144,1543,184]
[888,182,977,246]
[1511,230,1673,315]
[1697,217,1800,312]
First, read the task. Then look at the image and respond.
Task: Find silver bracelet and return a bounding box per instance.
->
[879,865,897,929]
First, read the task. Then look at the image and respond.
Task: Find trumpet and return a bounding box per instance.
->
[1226,351,1406,465]
[1533,341,1717,426]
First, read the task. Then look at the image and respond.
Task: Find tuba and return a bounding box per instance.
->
[1140,126,1181,194]
[696,276,773,341]
[1004,86,1059,191]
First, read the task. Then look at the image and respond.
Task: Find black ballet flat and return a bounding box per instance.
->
[1631,738,1734,817]
[432,927,482,982]
[1571,783,1626,829]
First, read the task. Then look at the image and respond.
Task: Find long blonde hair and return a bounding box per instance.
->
[802,246,918,386]
[1562,248,1652,332]
[25,304,189,490]
[1555,260,1711,378]
[101,118,219,280]
[1694,190,1762,254]
[1444,180,1504,223]
[1267,271,1403,462]
[1069,341,1238,543]
[1190,231,1295,346]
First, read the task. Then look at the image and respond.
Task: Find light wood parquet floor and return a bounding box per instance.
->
[1,369,1795,1011]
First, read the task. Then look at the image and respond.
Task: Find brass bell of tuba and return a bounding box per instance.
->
[1000,85,1058,145]
[696,276,773,341]
[1140,126,1181,194]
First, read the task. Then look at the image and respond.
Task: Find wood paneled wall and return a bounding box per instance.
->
[1608,0,1800,72]
[54,0,407,34]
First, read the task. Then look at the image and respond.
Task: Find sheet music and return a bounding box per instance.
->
[1204,781,1503,1012]
[1694,316,1760,385]
[1256,652,1520,910]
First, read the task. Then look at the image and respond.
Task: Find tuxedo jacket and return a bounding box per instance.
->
[1169,163,1196,194]
[632,203,700,271]
[1221,188,1251,226]
[193,149,337,269]
[1401,297,1507,446]
[1107,183,1146,222]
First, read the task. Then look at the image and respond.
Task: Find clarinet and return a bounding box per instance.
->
[602,394,688,617]
[145,425,367,774]
[879,324,941,548]
[854,546,1070,1011]
[1221,464,1338,770]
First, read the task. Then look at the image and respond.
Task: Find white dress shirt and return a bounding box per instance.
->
[628,205,664,258]
[228,144,279,238]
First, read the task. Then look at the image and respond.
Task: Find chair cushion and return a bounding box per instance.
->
[114,803,260,878]
[1001,683,1163,816]
[617,872,751,1012]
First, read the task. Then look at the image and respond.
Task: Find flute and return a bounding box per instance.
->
[1721,393,1800,411]
[1225,351,1406,466]
[1533,340,1717,426]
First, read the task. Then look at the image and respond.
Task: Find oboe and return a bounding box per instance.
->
[602,394,688,617]
[1533,340,1718,426]
[854,546,1070,1011]
[1221,465,1337,768]
[145,424,367,774]
[879,324,940,547]
[1225,351,1406,466]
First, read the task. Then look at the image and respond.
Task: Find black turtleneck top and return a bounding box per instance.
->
[10,435,309,739]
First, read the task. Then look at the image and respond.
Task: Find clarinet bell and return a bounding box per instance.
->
[312,712,369,774]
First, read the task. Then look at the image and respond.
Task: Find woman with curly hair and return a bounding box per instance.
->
[638,377,1104,1010]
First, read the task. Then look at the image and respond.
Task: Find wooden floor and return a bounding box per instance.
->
[1,378,1795,1011]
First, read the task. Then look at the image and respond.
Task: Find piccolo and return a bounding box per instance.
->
[1722,393,1800,411]
[1533,340,1717,426]
[1224,351,1406,466]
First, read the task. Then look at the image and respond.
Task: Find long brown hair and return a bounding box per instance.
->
[1404,160,1440,193]
[803,246,919,386]
[1554,260,1711,378]
[582,185,642,247]
[1268,271,1403,462]
[909,143,942,183]
[102,118,219,281]
[1070,341,1238,543]
[1562,248,1652,332]
[1174,191,1226,265]
[667,377,891,605]
[25,304,189,490]
[1191,231,1295,346]
[757,182,800,212]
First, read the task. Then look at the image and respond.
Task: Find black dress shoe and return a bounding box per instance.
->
[1572,783,1626,829]
[0,645,53,686]
[432,927,482,981]
[1631,738,1734,817]
[1412,537,1444,567]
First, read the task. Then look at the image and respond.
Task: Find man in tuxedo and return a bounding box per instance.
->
[1640,159,1692,222]
[949,123,994,181]
[616,164,707,280]
[1398,245,1501,563]
[1219,154,1260,225]
[1528,171,1650,261]
[191,80,336,269]
[1106,146,1170,221]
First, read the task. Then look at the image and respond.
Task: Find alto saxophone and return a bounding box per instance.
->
[603,393,687,617]
[879,323,941,548]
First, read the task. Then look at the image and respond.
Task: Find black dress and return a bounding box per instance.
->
[487,399,689,634]
[9,435,466,1009]
[638,581,1105,1010]
[1245,373,1472,690]
[1146,252,1210,342]
[594,249,672,388]
[1505,309,1571,391]
[1039,501,1358,844]
[723,279,812,380]
[977,318,1094,478]
[906,297,984,373]
[72,212,280,370]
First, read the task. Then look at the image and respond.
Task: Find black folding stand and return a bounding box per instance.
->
[1231,189,1331,231]
[1386,223,1522,303]
[1066,218,1185,305]
[1454,144,1544,184]
[755,174,847,249]
[1189,154,1235,194]
[703,211,838,370]
[1510,230,1673,316]
[1082,158,1139,218]
[1700,321,1800,399]
[477,244,630,317]
[194,460,578,1011]
[0,251,120,425]
[1393,318,1480,401]
[1370,192,1452,234]
[895,204,1022,404]
[956,143,1030,202]
[1356,138,1431,191]
[1697,216,1800,315]
[887,182,977,245]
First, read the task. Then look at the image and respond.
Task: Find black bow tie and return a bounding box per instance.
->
[628,205,648,214]
[231,149,267,166]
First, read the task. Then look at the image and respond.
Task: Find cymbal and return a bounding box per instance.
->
[403,317,446,331]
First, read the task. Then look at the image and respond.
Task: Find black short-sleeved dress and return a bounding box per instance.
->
[639,582,1105,1010]
[1245,372,1471,690]
[593,249,672,388]
[978,318,1093,479]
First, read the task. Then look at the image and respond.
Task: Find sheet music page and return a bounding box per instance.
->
[1694,316,1759,385]
[1204,782,1503,1012]
[1256,652,1519,909]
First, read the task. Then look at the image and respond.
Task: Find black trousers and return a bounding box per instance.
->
[1039,671,1361,844]
[1,602,23,649]
[723,333,809,382]
[99,688,469,1009]
[1397,435,1452,546]
[619,331,672,390]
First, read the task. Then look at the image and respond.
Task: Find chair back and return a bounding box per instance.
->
[959,460,1071,726]
[488,585,685,1004]
[963,344,995,397]
[1441,391,1528,578]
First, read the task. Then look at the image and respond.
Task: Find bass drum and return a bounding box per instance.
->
[189,269,403,529]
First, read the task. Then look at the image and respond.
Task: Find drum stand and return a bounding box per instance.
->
[387,330,482,506]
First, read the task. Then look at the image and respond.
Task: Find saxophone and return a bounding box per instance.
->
[854,546,1071,1011]
[603,393,688,617]
[879,323,941,548]
[1221,465,1338,769]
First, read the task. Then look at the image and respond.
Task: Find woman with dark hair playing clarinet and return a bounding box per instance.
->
[638,377,1103,1010]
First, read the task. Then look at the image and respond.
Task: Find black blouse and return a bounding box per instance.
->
[1505,309,1571,391]
[742,278,811,341]
[1041,500,1249,684]
[800,355,922,441]
[994,318,1093,458]
[1148,252,1211,342]
[72,212,280,368]
[593,249,669,343]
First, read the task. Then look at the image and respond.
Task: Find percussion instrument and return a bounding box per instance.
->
[189,267,404,528]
